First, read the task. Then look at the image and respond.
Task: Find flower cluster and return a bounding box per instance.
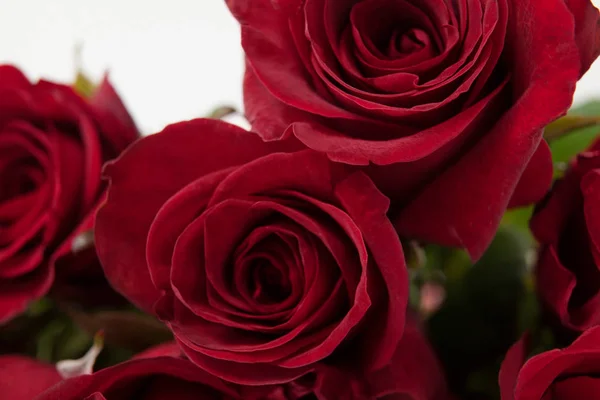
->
[1,0,600,399]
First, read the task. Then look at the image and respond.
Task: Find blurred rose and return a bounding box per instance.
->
[531,139,600,331]
[500,327,600,399]
[0,66,138,321]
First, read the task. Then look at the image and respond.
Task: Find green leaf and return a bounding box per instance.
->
[516,274,540,334]
[427,226,530,398]
[500,206,534,246]
[27,297,53,317]
[36,320,68,362]
[408,280,421,309]
[549,100,600,164]
[54,324,93,362]
[544,115,600,142]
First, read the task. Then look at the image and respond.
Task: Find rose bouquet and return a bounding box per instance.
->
[1,1,600,399]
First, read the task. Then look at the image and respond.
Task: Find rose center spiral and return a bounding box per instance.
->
[350,0,439,60]
[0,163,39,203]
[248,259,292,304]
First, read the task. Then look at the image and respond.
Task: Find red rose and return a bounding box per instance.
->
[0,66,138,320]
[96,119,408,385]
[227,0,600,258]
[531,140,600,331]
[0,348,239,400]
[499,327,600,399]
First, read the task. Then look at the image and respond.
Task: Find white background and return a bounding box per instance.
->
[1,0,599,134]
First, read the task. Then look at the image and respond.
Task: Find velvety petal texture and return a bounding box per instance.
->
[96,119,408,385]
[7,350,239,400]
[227,0,600,258]
[500,326,600,400]
[315,319,450,399]
[36,357,239,400]
[531,139,600,332]
[0,65,138,322]
[0,328,448,400]
[0,356,61,400]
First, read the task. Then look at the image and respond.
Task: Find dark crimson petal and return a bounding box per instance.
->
[232,1,370,124]
[504,327,600,399]
[581,169,600,267]
[367,321,448,398]
[225,223,318,322]
[531,149,600,332]
[242,65,315,141]
[498,334,529,400]
[529,152,600,244]
[88,75,139,151]
[291,77,508,165]
[0,65,30,90]
[535,246,600,330]
[49,126,87,241]
[197,200,347,332]
[172,284,346,362]
[552,376,600,398]
[0,356,61,400]
[35,356,237,400]
[0,267,54,322]
[508,141,553,208]
[0,245,45,279]
[133,342,184,359]
[318,319,448,399]
[26,83,104,216]
[565,0,600,75]
[0,122,53,246]
[70,114,102,213]
[177,340,312,385]
[333,172,407,370]
[207,151,344,205]
[146,168,232,293]
[232,226,305,315]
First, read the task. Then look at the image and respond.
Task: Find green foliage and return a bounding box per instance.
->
[549,100,600,164]
[501,206,534,244]
[426,227,532,399]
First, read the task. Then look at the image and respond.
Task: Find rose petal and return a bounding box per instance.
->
[0,356,61,400]
[499,334,530,400]
[509,140,553,208]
